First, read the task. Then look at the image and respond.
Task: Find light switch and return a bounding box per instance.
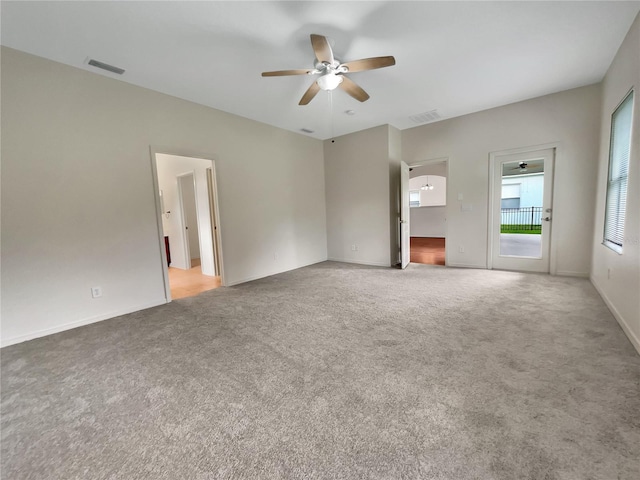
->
[461,203,473,212]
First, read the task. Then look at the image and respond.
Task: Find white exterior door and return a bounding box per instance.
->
[400,161,410,269]
[490,148,554,273]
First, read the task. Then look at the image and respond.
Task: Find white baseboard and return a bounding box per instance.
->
[225,257,328,287]
[557,270,590,278]
[591,276,640,355]
[327,257,391,268]
[447,262,486,269]
[1,298,168,348]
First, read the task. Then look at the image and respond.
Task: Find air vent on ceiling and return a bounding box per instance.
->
[87,59,125,75]
[300,128,314,134]
[409,110,441,124]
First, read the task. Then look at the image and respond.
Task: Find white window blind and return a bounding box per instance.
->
[604,90,634,253]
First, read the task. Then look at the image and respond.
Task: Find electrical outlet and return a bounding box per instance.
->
[355,245,359,251]
[91,286,102,298]
[458,246,465,253]
[274,252,279,260]
[351,244,356,251]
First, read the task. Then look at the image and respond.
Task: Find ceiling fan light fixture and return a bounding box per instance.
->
[317,72,343,91]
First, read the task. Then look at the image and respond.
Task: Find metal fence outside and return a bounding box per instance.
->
[501,206,542,232]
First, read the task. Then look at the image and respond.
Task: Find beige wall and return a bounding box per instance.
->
[402,84,602,273]
[1,47,327,346]
[410,206,447,238]
[591,13,640,354]
[388,126,402,266]
[324,125,394,266]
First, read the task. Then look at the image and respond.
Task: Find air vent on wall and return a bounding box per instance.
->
[87,59,125,75]
[409,110,441,124]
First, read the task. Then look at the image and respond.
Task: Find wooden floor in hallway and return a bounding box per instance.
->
[168,259,221,299]
[410,237,445,266]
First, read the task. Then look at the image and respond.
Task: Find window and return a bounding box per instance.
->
[409,190,420,207]
[604,90,634,253]
[501,183,521,209]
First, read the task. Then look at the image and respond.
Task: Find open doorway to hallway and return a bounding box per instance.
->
[153,152,224,299]
[408,160,447,266]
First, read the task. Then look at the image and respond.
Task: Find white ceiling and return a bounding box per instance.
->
[2,1,639,140]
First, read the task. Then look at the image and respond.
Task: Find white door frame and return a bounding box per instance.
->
[206,167,222,275]
[149,146,226,302]
[400,161,410,268]
[407,157,449,266]
[487,144,559,274]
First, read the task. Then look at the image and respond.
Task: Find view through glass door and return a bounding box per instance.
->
[490,148,554,273]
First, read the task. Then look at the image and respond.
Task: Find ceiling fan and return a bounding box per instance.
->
[262,34,396,105]
[510,162,529,172]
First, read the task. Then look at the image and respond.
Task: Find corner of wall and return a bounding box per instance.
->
[388,125,402,266]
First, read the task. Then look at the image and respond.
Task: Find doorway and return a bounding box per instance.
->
[151,151,224,300]
[489,148,554,273]
[405,159,448,266]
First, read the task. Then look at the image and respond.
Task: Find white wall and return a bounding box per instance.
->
[502,173,544,208]
[590,13,640,354]
[402,83,602,273]
[1,47,327,346]
[410,207,446,238]
[156,154,216,274]
[325,125,394,267]
[409,175,447,206]
[410,162,447,178]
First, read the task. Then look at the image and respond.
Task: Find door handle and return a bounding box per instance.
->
[542,217,551,222]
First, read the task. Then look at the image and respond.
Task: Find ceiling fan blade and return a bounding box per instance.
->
[262,69,312,77]
[341,56,396,73]
[338,75,370,102]
[310,34,334,64]
[299,81,321,105]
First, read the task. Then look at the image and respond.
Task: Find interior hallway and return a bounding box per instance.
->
[410,237,445,266]
[168,259,221,299]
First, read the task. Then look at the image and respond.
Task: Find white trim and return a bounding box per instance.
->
[1,299,167,348]
[556,270,590,278]
[326,257,391,268]
[208,162,225,283]
[591,276,640,355]
[407,157,449,168]
[225,258,328,286]
[446,262,486,269]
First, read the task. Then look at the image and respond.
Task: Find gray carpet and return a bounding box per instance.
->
[2,261,639,479]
